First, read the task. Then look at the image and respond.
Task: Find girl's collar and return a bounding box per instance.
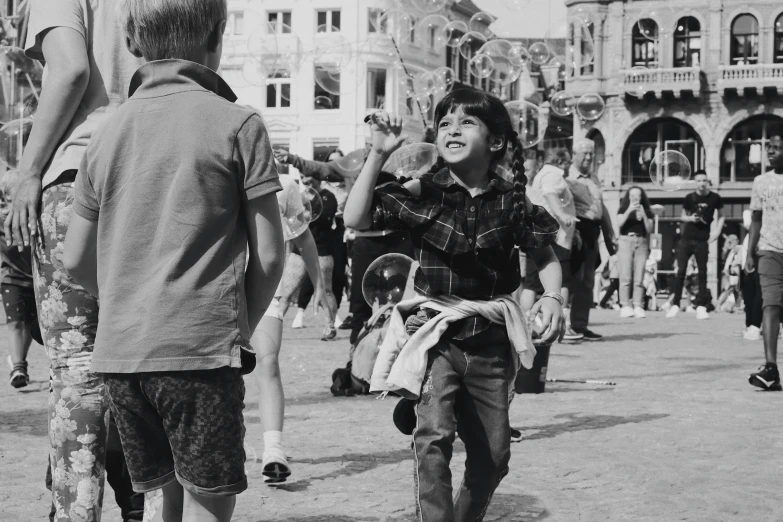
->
[430,168,512,194]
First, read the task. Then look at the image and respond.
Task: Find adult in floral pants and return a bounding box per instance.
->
[5,1,142,520]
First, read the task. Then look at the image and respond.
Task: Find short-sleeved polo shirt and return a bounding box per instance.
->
[567,164,603,221]
[74,60,281,373]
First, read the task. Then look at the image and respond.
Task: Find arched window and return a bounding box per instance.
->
[632,20,658,67]
[674,17,701,67]
[721,116,783,182]
[624,118,705,184]
[730,14,759,65]
[775,14,783,63]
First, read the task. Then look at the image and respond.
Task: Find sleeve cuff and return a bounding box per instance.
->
[72,200,99,222]
[245,177,282,200]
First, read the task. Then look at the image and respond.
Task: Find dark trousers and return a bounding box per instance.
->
[671,239,709,307]
[570,220,602,332]
[742,270,763,328]
[348,233,413,343]
[414,325,511,522]
[600,278,620,308]
[47,415,143,521]
[298,229,348,309]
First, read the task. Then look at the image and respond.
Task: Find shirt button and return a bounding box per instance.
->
[470,205,476,212]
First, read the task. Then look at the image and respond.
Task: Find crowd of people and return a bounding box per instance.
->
[2,1,782,521]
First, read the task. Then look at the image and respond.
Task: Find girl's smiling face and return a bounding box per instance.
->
[436,106,498,168]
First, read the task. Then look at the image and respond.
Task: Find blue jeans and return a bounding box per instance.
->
[618,235,650,308]
[413,324,512,522]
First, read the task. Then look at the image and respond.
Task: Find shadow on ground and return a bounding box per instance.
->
[512,412,668,442]
[0,407,48,436]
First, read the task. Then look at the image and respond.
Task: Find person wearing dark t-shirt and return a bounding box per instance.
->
[616,186,654,319]
[666,170,725,319]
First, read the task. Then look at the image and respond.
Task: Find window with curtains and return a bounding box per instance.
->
[730,14,759,65]
[632,20,658,67]
[775,14,783,63]
[674,17,701,67]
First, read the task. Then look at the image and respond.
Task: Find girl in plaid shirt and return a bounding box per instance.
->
[345,88,565,522]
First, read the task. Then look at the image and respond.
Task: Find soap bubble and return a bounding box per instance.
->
[314,95,334,110]
[458,31,487,59]
[376,9,414,44]
[649,150,692,192]
[416,14,450,50]
[411,92,432,113]
[528,42,550,65]
[314,64,341,96]
[303,186,324,222]
[625,66,649,97]
[362,254,415,307]
[549,90,575,117]
[575,93,605,121]
[469,53,494,78]
[413,70,436,95]
[433,66,456,94]
[241,57,267,86]
[247,25,279,70]
[333,148,366,173]
[501,0,532,10]
[0,118,33,169]
[478,39,517,85]
[412,0,448,13]
[469,11,494,37]
[442,20,468,48]
[505,101,542,149]
[383,143,439,179]
[509,45,529,67]
[282,194,312,241]
[639,4,676,40]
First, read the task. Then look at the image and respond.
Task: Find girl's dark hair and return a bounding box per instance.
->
[428,87,528,244]
[618,185,654,218]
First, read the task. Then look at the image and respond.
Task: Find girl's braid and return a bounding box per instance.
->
[509,135,528,245]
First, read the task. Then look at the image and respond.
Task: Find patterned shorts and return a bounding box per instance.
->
[104,367,247,497]
[1,283,36,324]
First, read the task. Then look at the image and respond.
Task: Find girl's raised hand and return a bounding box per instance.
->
[370,111,406,156]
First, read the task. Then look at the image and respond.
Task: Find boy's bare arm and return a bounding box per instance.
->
[244,192,285,333]
[745,210,762,273]
[63,213,99,296]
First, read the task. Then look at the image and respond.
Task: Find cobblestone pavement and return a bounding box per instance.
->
[1,307,781,521]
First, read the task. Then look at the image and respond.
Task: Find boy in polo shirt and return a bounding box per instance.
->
[746,135,783,391]
[62,0,285,520]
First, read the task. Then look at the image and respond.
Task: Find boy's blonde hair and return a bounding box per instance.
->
[117,0,227,60]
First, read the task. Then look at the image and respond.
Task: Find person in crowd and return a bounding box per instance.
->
[566,139,617,340]
[746,134,783,391]
[718,234,741,312]
[598,255,620,310]
[278,175,339,340]
[3,0,143,518]
[665,170,724,320]
[293,148,349,329]
[344,89,564,522]
[617,186,654,318]
[741,209,762,340]
[62,1,286,520]
[252,173,328,484]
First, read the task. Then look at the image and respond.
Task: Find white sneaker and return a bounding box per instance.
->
[666,305,680,318]
[695,306,709,320]
[620,306,635,318]
[261,446,291,483]
[334,315,343,329]
[611,303,621,311]
[291,309,305,329]
[633,306,646,319]
[744,325,761,341]
[660,301,671,312]
[686,305,696,313]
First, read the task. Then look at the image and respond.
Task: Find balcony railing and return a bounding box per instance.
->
[717,64,783,94]
[620,67,700,98]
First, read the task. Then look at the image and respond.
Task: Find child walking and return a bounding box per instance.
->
[62,1,286,520]
[344,88,565,522]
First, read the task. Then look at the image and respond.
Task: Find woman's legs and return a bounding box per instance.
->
[277,253,307,319]
[632,243,650,308]
[35,182,108,522]
[318,255,338,330]
[617,237,633,307]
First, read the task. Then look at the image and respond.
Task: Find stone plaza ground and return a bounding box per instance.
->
[1,307,781,521]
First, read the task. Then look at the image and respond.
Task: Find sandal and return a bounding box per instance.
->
[261,446,291,483]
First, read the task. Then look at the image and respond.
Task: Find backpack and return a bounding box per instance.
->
[330,304,394,397]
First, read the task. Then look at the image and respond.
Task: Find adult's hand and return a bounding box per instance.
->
[4,174,41,250]
[274,149,291,164]
[605,236,618,256]
[745,254,755,274]
[530,297,565,344]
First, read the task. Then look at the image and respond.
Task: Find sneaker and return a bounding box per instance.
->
[686,305,696,313]
[333,315,343,328]
[633,306,646,319]
[321,327,337,341]
[660,301,671,312]
[611,303,621,311]
[743,325,761,341]
[510,427,523,443]
[338,314,362,330]
[261,446,292,483]
[695,306,709,320]
[576,328,603,341]
[749,363,782,391]
[291,309,305,329]
[561,327,584,342]
[9,367,29,389]
[620,306,635,318]
[666,305,680,318]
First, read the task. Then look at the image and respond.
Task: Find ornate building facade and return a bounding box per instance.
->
[565,0,783,292]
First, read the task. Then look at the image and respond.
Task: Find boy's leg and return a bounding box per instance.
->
[151,481,183,522]
[750,251,783,390]
[413,341,462,522]
[762,307,781,364]
[694,241,710,308]
[452,326,512,522]
[296,276,314,310]
[318,254,338,329]
[182,491,236,522]
[4,284,35,387]
[105,414,145,521]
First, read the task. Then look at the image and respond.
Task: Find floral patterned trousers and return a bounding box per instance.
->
[34,181,108,522]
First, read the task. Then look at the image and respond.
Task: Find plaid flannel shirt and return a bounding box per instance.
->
[370,168,559,339]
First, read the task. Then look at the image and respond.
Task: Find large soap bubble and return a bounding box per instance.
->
[433,66,456,94]
[0,118,32,169]
[362,253,415,307]
[528,42,550,65]
[550,90,575,117]
[303,186,324,222]
[383,143,439,179]
[576,93,605,121]
[441,20,468,48]
[469,53,494,79]
[282,193,312,241]
[505,101,542,149]
[376,9,414,44]
[333,148,366,173]
[458,31,488,59]
[412,0,448,14]
[638,5,676,41]
[417,14,450,50]
[478,39,518,86]
[649,150,692,192]
[468,11,494,37]
[625,66,649,97]
[509,45,529,67]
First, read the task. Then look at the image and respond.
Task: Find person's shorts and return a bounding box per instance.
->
[521,244,572,293]
[263,297,283,320]
[1,283,36,324]
[104,367,247,496]
[758,250,783,309]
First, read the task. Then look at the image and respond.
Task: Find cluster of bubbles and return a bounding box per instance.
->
[281,186,324,241]
[362,253,415,307]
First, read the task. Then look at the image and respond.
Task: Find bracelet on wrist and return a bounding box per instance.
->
[541,292,564,307]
